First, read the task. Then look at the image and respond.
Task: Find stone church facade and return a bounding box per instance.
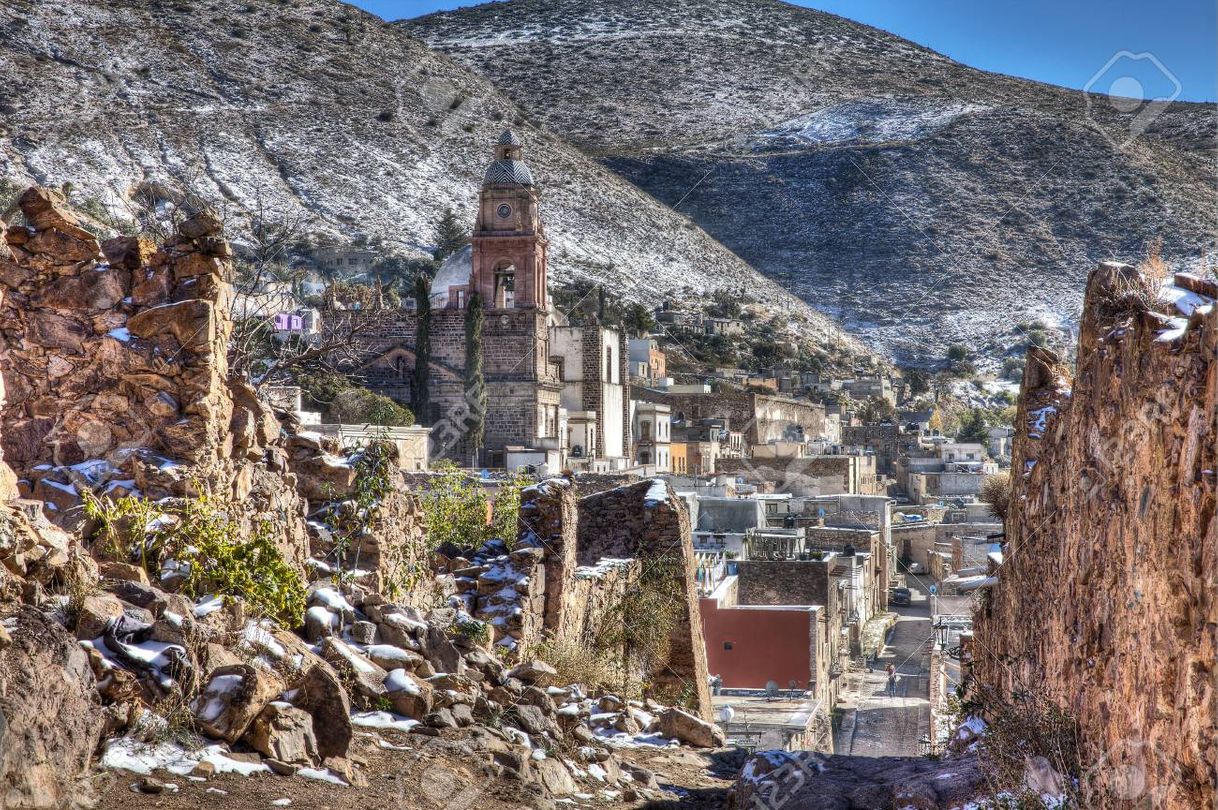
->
[357,132,629,469]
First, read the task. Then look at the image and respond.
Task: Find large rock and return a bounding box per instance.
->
[508,703,555,737]
[364,644,424,672]
[0,607,104,809]
[507,659,558,687]
[657,707,725,748]
[191,664,282,743]
[423,624,466,676]
[126,299,217,353]
[384,669,434,719]
[291,664,352,759]
[74,592,125,640]
[534,757,577,796]
[18,187,95,243]
[318,637,387,709]
[248,701,319,765]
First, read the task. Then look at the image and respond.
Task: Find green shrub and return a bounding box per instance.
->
[328,387,414,426]
[84,490,305,625]
[420,463,527,550]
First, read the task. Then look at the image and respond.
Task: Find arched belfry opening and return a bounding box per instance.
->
[493,261,517,309]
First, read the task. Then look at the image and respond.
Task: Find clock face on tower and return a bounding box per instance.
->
[497,203,512,219]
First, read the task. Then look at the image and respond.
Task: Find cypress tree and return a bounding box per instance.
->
[463,292,486,464]
[433,208,469,263]
[412,273,431,423]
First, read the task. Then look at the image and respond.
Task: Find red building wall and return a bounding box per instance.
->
[700,597,815,690]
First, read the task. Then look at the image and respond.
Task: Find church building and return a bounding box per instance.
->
[360,131,631,471]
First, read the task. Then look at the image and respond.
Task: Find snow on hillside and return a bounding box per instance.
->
[759,99,990,148]
[408,0,1218,365]
[0,0,867,360]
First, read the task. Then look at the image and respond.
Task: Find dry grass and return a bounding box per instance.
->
[530,638,617,694]
[980,473,1012,523]
[976,690,1082,807]
[1139,237,1170,290]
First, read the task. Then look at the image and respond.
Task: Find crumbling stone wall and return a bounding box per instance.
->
[518,477,578,634]
[971,263,1217,808]
[0,188,233,476]
[509,478,713,717]
[0,187,309,570]
[576,480,713,718]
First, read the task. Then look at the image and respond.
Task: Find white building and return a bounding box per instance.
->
[633,401,671,472]
[551,324,629,468]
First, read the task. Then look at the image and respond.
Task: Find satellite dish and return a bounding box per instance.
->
[764,680,780,700]
[719,705,735,724]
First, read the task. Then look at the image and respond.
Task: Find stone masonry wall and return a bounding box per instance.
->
[736,559,837,612]
[577,479,713,718]
[518,477,578,635]
[511,477,712,717]
[971,263,1216,808]
[0,187,309,570]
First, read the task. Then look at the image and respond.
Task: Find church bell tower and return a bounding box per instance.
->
[470,130,548,312]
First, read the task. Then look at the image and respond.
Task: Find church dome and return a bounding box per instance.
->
[484,159,534,186]
[429,243,472,308]
[497,129,523,146]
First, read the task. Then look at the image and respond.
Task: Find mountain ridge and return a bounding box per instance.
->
[0,0,867,364]
[405,0,1218,364]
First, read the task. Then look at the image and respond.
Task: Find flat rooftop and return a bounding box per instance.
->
[713,693,820,730]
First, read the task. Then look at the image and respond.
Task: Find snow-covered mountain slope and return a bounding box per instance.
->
[0,0,866,361]
[406,0,1218,364]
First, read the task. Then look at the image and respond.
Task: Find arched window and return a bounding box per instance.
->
[493,261,516,309]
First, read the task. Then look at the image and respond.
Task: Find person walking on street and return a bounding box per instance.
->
[885,663,897,697]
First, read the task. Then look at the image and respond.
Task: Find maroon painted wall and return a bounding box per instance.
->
[700,597,814,690]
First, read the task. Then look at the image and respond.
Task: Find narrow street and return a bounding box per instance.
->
[833,588,934,757]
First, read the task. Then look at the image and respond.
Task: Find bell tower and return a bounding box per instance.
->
[470,130,548,311]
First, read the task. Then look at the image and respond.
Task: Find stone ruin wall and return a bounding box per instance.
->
[575,479,713,718]
[508,477,712,719]
[971,263,1216,808]
[0,187,314,570]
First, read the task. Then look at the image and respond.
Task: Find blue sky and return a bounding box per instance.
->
[354,0,1217,102]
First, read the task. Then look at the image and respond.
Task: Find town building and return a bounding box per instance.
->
[896,440,998,504]
[354,132,631,468]
[313,245,377,278]
[632,401,671,471]
[627,336,666,385]
[670,441,690,475]
[551,323,631,470]
[704,317,744,337]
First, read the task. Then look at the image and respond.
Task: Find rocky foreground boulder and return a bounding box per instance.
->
[0,607,104,809]
[730,750,986,809]
[658,707,726,748]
